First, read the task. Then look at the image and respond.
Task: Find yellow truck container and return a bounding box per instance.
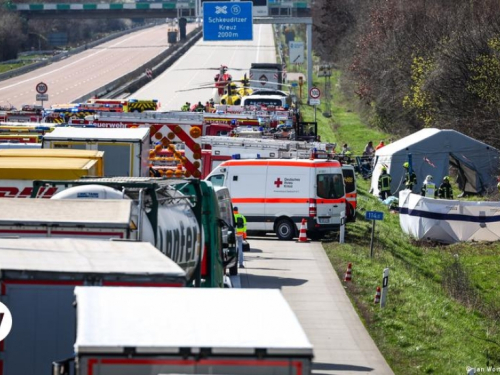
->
[0,157,101,198]
[0,149,105,177]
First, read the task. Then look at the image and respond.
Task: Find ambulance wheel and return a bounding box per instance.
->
[276,219,295,241]
[229,262,238,276]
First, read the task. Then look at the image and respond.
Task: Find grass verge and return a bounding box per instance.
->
[304,71,500,374]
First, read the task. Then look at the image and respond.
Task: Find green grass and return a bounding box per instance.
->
[300,69,500,374]
[323,180,500,374]
[0,62,24,74]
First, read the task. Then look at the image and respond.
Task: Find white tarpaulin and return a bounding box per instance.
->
[399,190,500,243]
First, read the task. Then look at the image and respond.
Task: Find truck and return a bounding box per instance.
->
[55,287,314,375]
[175,180,239,279]
[42,127,150,177]
[249,63,284,91]
[0,237,186,375]
[0,149,105,176]
[206,158,348,240]
[32,177,231,288]
[0,198,139,240]
[0,156,103,198]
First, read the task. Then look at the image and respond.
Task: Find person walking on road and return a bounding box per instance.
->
[378,167,392,200]
[233,206,247,268]
[438,176,454,199]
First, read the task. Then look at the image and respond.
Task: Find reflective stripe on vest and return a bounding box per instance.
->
[380,175,391,191]
[424,182,436,198]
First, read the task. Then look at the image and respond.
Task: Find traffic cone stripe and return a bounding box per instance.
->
[374,286,381,304]
[344,262,352,282]
[298,218,308,242]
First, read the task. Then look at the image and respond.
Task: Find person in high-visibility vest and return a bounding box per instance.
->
[181,102,190,111]
[438,176,454,199]
[233,206,247,268]
[378,167,392,200]
[421,175,437,198]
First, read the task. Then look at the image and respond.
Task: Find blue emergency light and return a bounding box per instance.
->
[232,154,241,159]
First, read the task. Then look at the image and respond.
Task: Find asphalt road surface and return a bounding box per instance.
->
[0,23,197,109]
[234,236,395,375]
[133,24,277,111]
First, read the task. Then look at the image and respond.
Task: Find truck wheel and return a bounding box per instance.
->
[276,219,295,241]
[229,262,238,276]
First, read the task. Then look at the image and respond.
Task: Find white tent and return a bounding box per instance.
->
[370,128,500,197]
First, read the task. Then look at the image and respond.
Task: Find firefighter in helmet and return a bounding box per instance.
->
[403,162,417,191]
[378,166,392,200]
[438,176,454,199]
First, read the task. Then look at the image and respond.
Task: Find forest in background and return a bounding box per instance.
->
[312,0,500,150]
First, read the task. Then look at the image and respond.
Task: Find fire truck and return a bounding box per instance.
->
[86,98,159,112]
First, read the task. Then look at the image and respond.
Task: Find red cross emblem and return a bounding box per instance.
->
[274,178,283,188]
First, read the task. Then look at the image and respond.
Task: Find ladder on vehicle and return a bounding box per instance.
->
[96,111,204,125]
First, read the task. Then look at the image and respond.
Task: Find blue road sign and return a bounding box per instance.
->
[365,211,384,221]
[203,1,253,41]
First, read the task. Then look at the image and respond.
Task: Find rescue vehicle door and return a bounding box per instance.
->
[315,173,345,225]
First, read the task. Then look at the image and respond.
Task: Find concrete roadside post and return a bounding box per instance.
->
[339,210,345,244]
[380,268,389,308]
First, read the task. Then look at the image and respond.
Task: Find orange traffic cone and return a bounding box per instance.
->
[298,218,308,242]
[344,263,352,282]
[374,286,381,304]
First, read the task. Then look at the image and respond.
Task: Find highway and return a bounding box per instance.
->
[133,24,277,110]
[0,23,395,374]
[236,237,395,375]
[0,23,197,109]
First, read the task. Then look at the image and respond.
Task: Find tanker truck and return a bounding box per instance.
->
[31,177,234,288]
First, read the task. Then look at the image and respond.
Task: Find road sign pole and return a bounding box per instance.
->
[370,220,375,258]
[314,104,316,123]
[306,23,313,104]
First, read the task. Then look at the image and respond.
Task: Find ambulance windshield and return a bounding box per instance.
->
[317,174,345,199]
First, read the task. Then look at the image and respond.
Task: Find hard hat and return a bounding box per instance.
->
[426,175,433,181]
[403,162,409,168]
[443,176,450,181]
[381,166,387,172]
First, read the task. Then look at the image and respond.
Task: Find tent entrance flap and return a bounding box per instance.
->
[449,154,480,194]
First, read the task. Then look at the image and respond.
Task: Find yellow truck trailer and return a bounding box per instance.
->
[0,149,105,177]
[0,157,101,198]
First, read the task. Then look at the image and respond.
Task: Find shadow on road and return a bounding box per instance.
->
[313,362,374,372]
[240,273,308,289]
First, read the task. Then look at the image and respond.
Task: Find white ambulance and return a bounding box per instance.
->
[206,158,347,240]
